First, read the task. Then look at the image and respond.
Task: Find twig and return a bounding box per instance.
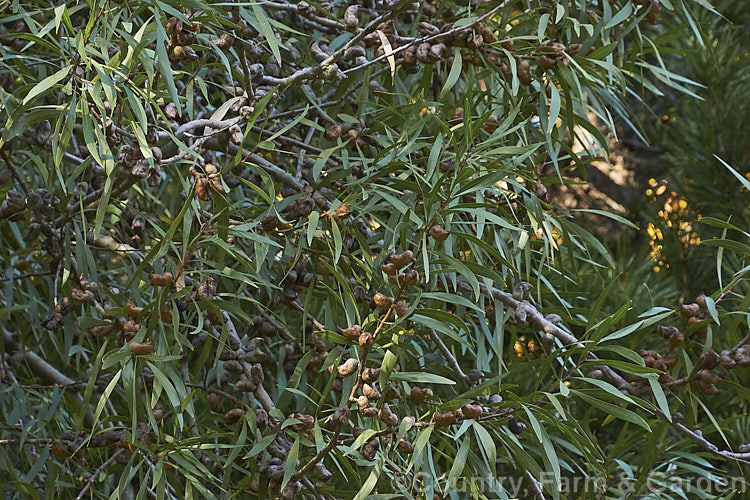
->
[428,328,469,388]
[343,0,512,76]
[85,232,144,263]
[526,470,546,500]
[1,149,32,196]
[292,429,341,480]
[0,270,55,282]
[3,326,95,428]
[75,449,125,500]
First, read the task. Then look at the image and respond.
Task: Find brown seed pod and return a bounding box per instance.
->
[698,369,725,385]
[403,45,417,65]
[337,358,359,377]
[180,45,199,62]
[176,30,195,46]
[388,272,405,285]
[430,224,449,241]
[161,303,173,323]
[647,0,661,24]
[389,250,413,268]
[195,177,211,200]
[224,359,244,374]
[431,411,455,427]
[357,395,370,411]
[335,203,351,218]
[698,380,719,395]
[125,299,143,320]
[323,406,350,431]
[223,408,245,425]
[517,60,532,84]
[13,259,30,271]
[373,292,394,309]
[289,413,315,432]
[340,324,361,341]
[210,176,227,195]
[668,331,685,348]
[699,349,718,369]
[565,44,582,57]
[359,331,374,349]
[404,269,419,286]
[343,4,359,30]
[362,367,380,383]
[122,320,141,335]
[397,436,414,454]
[695,292,707,309]
[416,42,432,64]
[130,340,155,355]
[51,439,71,459]
[211,33,234,49]
[382,262,398,276]
[325,124,342,141]
[166,17,183,36]
[538,56,556,69]
[680,303,701,319]
[482,26,498,44]
[393,300,409,318]
[90,324,114,338]
[362,441,378,460]
[207,393,224,413]
[378,403,399,426]
[429,43,448,60]
[363,383,381,400]
[150,272,173,287]
[462,404,483,419]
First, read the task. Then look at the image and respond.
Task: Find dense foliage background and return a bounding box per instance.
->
[1,0,748,498]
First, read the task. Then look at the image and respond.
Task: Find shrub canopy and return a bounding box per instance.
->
[1,0,749,498]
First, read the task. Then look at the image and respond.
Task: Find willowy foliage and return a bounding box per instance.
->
[1,0,748,498]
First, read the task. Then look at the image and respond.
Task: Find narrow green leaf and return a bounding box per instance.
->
[440,48,463,98]
[23,67,69,105]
